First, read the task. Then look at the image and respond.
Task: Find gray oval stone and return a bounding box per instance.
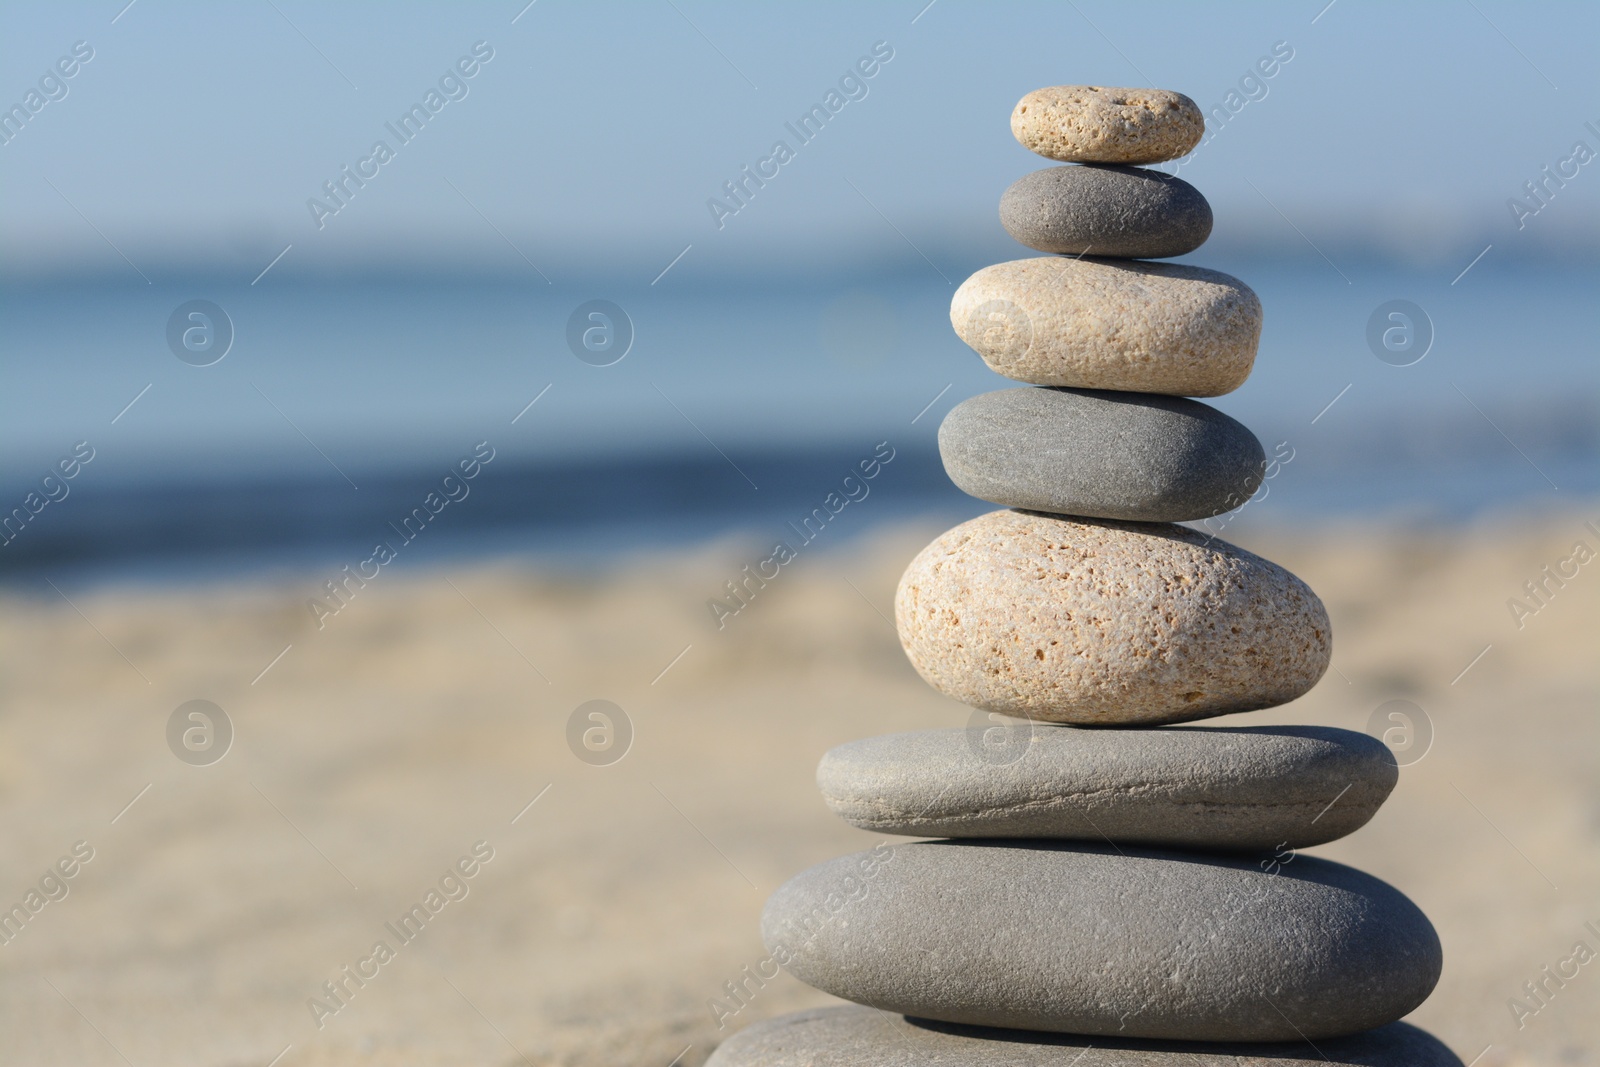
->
[762,842,1441,1041]
[707,1006,1466,1066]
[818,725,1398,850]
[1000,166,1212,258]
[938,388,1265,521]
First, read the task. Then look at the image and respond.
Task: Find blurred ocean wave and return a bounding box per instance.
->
[2,254,1594,584]
[1,421,1592,586]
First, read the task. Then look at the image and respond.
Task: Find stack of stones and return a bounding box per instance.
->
[709,87,1462,1066]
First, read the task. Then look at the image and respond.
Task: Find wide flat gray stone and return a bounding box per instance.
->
[762,842,1441,1042]
[818,724,1397,850]
[707,1006,1466,1066]
[938,388,1264,521]
[1000,165,1211,258]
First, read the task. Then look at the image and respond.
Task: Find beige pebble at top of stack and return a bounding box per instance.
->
[1011,85,1203,164]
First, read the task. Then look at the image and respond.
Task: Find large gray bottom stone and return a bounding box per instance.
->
[1000,165,1212,258]
[938,387,1265,521]
[817,724,1397,850]
[706,1007,1466,1066]
[762,842,1441,1042]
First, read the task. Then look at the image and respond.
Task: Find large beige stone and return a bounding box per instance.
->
[951,257,1261,396]
[947,257,1260,396]
[894,510,1330,725]
[1011,85,1204,164]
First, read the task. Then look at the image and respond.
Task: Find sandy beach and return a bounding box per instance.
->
[2,506,1596,1066]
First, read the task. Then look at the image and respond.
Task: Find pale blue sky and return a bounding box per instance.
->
[2,2,1596,494]
[3,0,1597,277]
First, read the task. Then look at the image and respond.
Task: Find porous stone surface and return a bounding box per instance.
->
[817,724,1397,850]
[1000,165,1211,258]
[707,1006,1465,1066]
[894,510,1331,725]
[950,257,1260,396]
[1010,86,1205,165]
[938,387,1264,521]
[760,843,1443,1042]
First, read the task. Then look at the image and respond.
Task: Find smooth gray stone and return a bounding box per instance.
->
[938,388,1265,521]
[762,842,1441,1042]
[818,725,1397,850]
[1000,165,1212,258]
[706,1006,1466,1066]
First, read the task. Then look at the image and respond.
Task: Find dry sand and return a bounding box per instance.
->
[1,507,1596,1065]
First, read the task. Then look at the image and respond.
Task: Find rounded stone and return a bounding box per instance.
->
[817,724,1398,850]
[951,257,1261,397]
[1000,165,1212,258]
[1011,86,1205,165]
[894,510,1330,726]
[707,1006,1465,1066]
[938,387,1265,521]
[760,843,1443,1042]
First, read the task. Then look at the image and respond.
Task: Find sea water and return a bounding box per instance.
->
[1,254,1594,583]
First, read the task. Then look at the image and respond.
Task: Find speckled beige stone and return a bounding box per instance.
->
[952,257,1261,396]
[1012,85,1204,164]
[894,510,1330,725]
